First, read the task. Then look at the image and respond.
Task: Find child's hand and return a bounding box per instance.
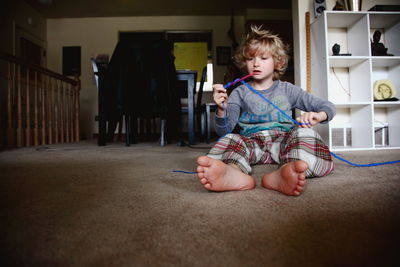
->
[213,84,228,116]
[296,111,327,128]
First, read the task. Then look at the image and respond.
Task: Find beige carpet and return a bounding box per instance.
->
[1,140,400,266]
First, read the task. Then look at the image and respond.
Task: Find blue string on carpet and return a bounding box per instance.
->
[173,75,400,173]
[172,170,198,174]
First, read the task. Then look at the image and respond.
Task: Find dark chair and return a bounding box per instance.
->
[93,38,181,147]
[196,66,217,143]
[91,58,124,146]
[177,66,218,145]
[92,58,137,146]
[176,70,197,145]
[179,65,217,144]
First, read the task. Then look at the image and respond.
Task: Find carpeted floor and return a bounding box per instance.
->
[1,140,400,266]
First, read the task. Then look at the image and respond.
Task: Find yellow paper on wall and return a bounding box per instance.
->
[174,42,207,82]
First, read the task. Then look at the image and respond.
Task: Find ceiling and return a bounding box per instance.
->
[24,0,292,18]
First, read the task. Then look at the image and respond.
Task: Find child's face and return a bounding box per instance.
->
[245,51,275,81]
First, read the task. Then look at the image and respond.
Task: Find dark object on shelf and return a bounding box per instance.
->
[371,30,394,56]
[369,5,400,11]
[374,97,399,102]
[332,43,340,55]
[333,0,345,10]
[332,43,352,56]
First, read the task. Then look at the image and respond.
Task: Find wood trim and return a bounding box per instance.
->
[0,51,77,86]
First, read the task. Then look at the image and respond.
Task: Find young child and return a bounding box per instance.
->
[196,25,336,196]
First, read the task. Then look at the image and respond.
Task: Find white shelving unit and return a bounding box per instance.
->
[311,11,400,151]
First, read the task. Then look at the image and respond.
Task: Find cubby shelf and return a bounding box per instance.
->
[311,11,400,151]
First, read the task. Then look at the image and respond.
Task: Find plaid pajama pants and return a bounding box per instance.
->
[207,127,334,178]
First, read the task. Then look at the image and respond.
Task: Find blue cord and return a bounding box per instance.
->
[173,77,400,174]
[173,170,198,174]
[223,78,241,89]
[329,152,400,167]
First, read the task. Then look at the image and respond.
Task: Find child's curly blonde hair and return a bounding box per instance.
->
[234,25,289,80]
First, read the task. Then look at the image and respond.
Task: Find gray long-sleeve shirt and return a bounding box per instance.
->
[215,80,336,136]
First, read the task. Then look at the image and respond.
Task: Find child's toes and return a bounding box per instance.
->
[197,165,204,173]
[296,185,304,192]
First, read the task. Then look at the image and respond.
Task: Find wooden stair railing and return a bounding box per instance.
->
[0,51,80,149]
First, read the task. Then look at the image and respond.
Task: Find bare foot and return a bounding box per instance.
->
[196,156,255,192]
[261,160,308,196]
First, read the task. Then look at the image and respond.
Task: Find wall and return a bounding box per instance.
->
[0,0,47,57]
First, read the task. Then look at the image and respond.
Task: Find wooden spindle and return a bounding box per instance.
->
[65,84,71,142]
[6,63,14,147]
[72,86,76,142]
[69,83,73,142]
[41,75,47,145]
[26,68,31,146]
[60,81,64,143]
[34,71,39,146]
[74,75,80,141]
[17,65,22,147]
[48,77,53,144]
[54,79,59,144]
